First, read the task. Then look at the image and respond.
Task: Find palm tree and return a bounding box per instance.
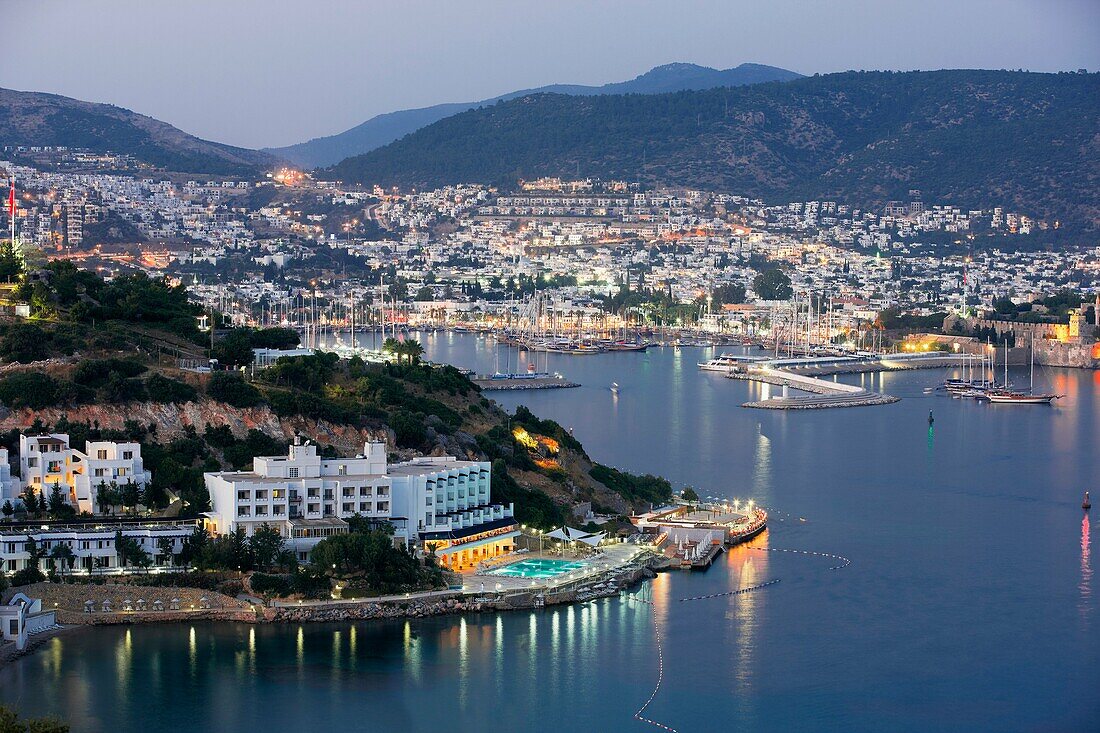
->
[403,340,424,364]
[382,337,401,361]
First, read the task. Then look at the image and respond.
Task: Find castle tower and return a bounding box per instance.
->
[1068,312,1081,343]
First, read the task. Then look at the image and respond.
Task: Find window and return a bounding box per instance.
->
[97,450,108,460]
[237,491,250,501]
[288,468,299,478]
[123,451,133,460]
[94,468,106,478]
[27,457,36,468]
[359,502,370,512]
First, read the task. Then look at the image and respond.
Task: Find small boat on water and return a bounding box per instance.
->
[983,390,1059,404]
[979,334,1060,405]
[610,382,620,395]
[1083,491,1091,511]
[604,340,650,352]
[697,353,746,372]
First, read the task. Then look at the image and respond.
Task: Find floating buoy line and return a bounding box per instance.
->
[623,540,851,730]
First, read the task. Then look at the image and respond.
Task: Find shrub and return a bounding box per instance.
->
[0,323,51,363]
[390,410,427,448]
[72,358,147,387]
[589,464,672,506]
[146,373,199,403]
[251,572,293,597]
[207,373,263,407]
[11,566,46,586]
[0,372,62,409]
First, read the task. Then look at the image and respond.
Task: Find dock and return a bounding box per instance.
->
[632,502,768,569]
[730,369,899,409]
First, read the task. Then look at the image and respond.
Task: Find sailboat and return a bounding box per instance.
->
[984,332,1060,404]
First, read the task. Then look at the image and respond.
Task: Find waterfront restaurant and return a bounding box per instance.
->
[420,519,520,572]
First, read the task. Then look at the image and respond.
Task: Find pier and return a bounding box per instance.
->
[730,368,899,409]
[631,502,768,569]
[703,352,971,409]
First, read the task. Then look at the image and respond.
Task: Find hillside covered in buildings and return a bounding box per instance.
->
[324,70,1100,230]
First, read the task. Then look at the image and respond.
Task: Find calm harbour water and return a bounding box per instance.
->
[2,332,1097,732]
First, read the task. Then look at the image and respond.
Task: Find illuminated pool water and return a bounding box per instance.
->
[487,558,586,578]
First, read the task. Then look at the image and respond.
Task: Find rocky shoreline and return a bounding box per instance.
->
[3,564,656,637]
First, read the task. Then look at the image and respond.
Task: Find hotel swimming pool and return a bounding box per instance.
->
[487,558,587,579]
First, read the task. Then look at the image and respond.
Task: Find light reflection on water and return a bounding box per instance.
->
[1082,513,1092,627]
[1,335,1097,732]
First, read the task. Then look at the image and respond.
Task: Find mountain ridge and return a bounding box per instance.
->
[0,87,277,175]
[265,62,802,168]
[321,69,1100,229]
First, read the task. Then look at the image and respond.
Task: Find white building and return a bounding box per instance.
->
[0,519,198,575]
[19,435,152,514]
[0,449,22,508]
[204,439,517,569]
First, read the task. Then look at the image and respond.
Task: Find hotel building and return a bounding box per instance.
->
[204,439,518,570]
[17,435,152,514]
[0,518,198,574]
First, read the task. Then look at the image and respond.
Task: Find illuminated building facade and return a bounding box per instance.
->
[204,440,516,567]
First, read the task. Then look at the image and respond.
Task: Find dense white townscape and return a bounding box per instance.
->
[3,157,1095,326]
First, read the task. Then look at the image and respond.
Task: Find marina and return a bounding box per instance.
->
[1,334,1096,732]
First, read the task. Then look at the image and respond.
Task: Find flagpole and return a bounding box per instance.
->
[7,171,14,252]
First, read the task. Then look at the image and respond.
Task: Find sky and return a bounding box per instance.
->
[2,0,1098,149]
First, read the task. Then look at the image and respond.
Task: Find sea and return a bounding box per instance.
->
[1,332,1096,732]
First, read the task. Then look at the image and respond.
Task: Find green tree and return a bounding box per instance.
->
[249,523,285,570]
[178,525,210,567]
[752,269,793,301]
[1,500,12,520]
[47,484,68,516]
[49,543,76,579]
[681,487,700,502]
[711,283,747,307]
[156,536,176,566]
[211,328,259,368]
[120,481,142,512]
[207,373,263,407]
[0,241,24,281]
[21,487,38,517]
[0,323,51,364]
[95,481,117,515]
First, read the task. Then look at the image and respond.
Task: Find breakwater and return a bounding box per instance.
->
[473,376,579,390]
[728,371,899,409]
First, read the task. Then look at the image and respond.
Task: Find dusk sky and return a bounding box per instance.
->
[2,0,1098,149]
